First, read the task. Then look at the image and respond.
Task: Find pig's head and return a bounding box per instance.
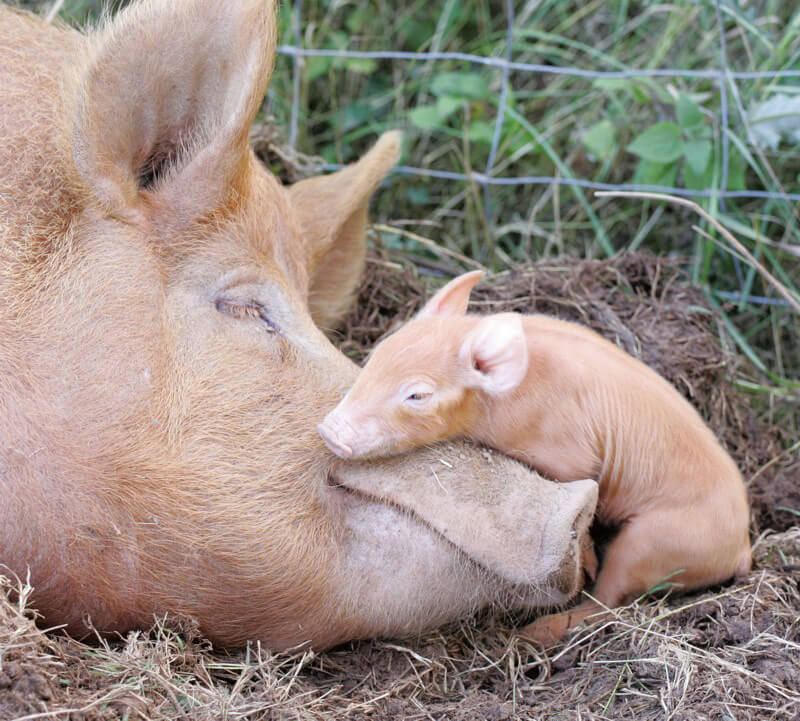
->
[319,271,530,459]
[62,0,406,468]
[0,0,597,649]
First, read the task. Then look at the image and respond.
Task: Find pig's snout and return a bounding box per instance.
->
[318,413,355,459]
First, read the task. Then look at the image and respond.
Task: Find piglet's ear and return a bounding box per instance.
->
[460,314,528,395]
[418,270,484,318]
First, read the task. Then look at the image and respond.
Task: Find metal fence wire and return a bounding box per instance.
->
[277,0,799,307]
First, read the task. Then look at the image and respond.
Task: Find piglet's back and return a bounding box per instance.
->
[521,315,745,508]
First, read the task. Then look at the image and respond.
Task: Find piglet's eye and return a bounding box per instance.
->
[405,391,432,403]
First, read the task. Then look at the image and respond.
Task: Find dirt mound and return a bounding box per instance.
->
[2,250,798,720]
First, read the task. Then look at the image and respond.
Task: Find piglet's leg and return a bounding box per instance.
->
[519,595,612,646]
[524,529,601,643]
[520,505,736,646]
[581,534,598,582]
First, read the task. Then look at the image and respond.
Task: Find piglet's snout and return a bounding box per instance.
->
[318,412,355,459]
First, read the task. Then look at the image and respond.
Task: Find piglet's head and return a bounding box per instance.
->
[318,271,529,459]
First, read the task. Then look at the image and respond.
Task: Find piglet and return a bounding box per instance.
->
[318,270,752,644]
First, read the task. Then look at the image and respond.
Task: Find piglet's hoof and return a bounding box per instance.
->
[518,612,572,647]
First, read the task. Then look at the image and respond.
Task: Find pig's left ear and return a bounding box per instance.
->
[418,271,485,318]
[72,0,275,224]
[460,314,528,395]
[290,131,401,330]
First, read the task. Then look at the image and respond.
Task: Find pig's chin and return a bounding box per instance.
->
[332,435,411,461]
[360,429,434,459]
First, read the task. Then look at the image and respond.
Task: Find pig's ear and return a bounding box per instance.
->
[418,271,485,318]
[460,314,528,395]
[73,0,275,223]
[289,131,401,330]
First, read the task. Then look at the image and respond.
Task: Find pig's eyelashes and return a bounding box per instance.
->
[215,298,280,334]
[403,390,434,407]
[255,305,281,334]
[401,381,435,406]
[406,392,431,402]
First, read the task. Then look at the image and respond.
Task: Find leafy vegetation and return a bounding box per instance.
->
[16,0,800,430]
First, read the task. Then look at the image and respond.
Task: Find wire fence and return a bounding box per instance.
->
[278,0,799,307]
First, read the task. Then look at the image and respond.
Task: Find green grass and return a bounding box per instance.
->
[15,0,800,406]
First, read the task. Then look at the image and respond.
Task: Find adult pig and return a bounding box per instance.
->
[0,0,596,649]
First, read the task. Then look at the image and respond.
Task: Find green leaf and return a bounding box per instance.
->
[627,122,683,163]
[346,7,371,33]
[677,94,703,130]
[344,57,377,74]
[431,72,489,100]
[686,124,713,141]
[633,159,679,187]
[398,17,435,49]
[593,77,630,92]
[683,139,712,175]
[684,156,713,191]
[306,56,333,82]
[409,105,442,131]
[436,95,464,121]
[582,119,615,160]
[329,31,349,50]
[406,186,430,205]
[336,103,371,131]
[592,78,653,103]
[467,120,494,145]
[631,83,651,104]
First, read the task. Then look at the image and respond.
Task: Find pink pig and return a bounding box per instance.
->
[318,270,752,643]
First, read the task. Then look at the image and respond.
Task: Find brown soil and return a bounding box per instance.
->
[2,249,799,720]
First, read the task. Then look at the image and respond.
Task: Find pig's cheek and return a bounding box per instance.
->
[363,415,390,452]
[431,412,449,435]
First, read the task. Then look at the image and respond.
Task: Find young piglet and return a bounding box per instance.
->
[318,271,752,644]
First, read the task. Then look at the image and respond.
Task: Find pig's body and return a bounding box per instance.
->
[319,272,752,643]
[0,2,597,649]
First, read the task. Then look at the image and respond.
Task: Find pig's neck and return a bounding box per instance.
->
[459,314,605,486]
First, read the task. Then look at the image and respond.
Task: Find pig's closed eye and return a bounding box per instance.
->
[406,392,431,402]
[403,385,435,406]
[215,298,279,334]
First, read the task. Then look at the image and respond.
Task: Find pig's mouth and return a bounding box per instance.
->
[323,445,598,606]
[325,467,346,488]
